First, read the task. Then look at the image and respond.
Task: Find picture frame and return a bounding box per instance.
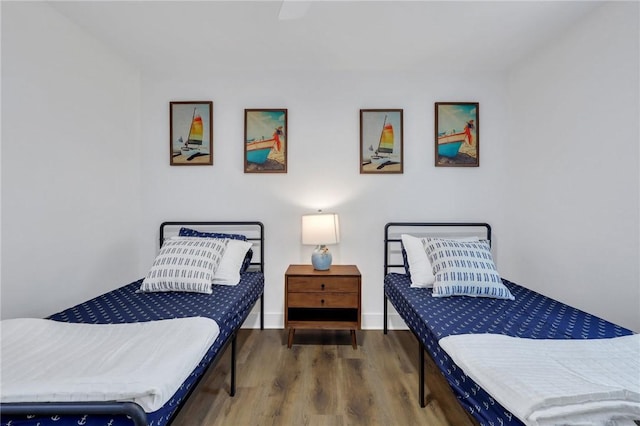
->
[360,109,403,174]
[244,109,287,173]
[435,102,479,167]
[170,101,213,166]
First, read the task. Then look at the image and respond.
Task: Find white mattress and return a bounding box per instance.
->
[1,317,220,412]
[440,333,640,426]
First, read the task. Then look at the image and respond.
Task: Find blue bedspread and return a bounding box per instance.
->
[384,273,633,426]
[2,272,264,426]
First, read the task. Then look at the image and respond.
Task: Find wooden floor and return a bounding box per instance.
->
[172,329,478,426]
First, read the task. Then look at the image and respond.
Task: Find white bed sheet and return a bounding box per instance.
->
[440,333,640,426]
[1,317,220,412]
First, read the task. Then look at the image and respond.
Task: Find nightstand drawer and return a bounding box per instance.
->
[287,276,358,293]
[288,292,358,308]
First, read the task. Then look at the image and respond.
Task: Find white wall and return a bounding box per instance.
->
[1,2,142,319]
[503,2,640,331]
[138,69,510,329]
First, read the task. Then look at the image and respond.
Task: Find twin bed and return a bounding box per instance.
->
[1,221,265,426]
[383,222,638,425]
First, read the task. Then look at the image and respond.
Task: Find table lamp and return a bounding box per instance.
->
[302,212,340,270]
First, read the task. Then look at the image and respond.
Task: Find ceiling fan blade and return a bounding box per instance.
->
[278,0,312,20]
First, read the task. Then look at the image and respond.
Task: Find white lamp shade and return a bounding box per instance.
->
[302,213,340,245]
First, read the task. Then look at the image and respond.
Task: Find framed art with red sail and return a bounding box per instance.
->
[170,101,213,166]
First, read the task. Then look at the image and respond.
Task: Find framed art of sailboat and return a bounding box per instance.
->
[170,101,213,166]
[435,102,479,167]
[360,109,403,174]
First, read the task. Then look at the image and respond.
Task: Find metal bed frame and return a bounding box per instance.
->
[382,222,491,408]
[1,221,265,426]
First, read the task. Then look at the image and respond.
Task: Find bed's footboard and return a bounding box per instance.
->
[1,402,147,426]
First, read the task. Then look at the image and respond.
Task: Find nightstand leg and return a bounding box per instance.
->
[287,328,295,348]
[351,330,357,349]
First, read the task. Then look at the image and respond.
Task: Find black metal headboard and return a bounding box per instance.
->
[384,222,492,276]
[160,221,265,273]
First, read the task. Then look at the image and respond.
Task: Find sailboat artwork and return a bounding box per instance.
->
[170,101,212,166]
[435,102,479,167]
[360,109,403,174]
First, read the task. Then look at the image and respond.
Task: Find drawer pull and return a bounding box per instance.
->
[321,299,325,304]
[321,283,325,290]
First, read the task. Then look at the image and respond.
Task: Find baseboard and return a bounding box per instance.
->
[366,312,409,330]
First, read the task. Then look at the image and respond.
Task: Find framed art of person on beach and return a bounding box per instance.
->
[360,109,403,174]
[170,101,213,166]
[244,109,287,173]
[435,102,479,167]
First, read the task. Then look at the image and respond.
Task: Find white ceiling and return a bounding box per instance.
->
[49,1,603,75]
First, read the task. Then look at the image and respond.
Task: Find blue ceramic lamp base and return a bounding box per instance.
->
[311,245,332,270]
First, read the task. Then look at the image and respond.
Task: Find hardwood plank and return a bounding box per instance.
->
[171,329,477,426]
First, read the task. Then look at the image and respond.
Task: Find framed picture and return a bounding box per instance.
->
[360,109,403,174]
[170,101,213,166]
[435,102,479,167]
[244,109,287,173]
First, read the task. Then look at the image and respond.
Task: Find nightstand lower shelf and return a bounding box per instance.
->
[288,307,358,323]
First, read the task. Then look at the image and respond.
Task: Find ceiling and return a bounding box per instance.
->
[48,1,603,75]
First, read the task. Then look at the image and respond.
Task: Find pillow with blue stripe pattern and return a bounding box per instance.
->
[139,237,228,294]
[401,234,481,288]
[424,238,514,300]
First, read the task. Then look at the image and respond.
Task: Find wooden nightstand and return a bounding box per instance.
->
[285,264,361,349]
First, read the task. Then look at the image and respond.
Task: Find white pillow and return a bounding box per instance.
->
[139,237,228,294]
[424,238,514,300]
[401,234,435,288]
[213,239,253,286]
[401,234,480,288]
